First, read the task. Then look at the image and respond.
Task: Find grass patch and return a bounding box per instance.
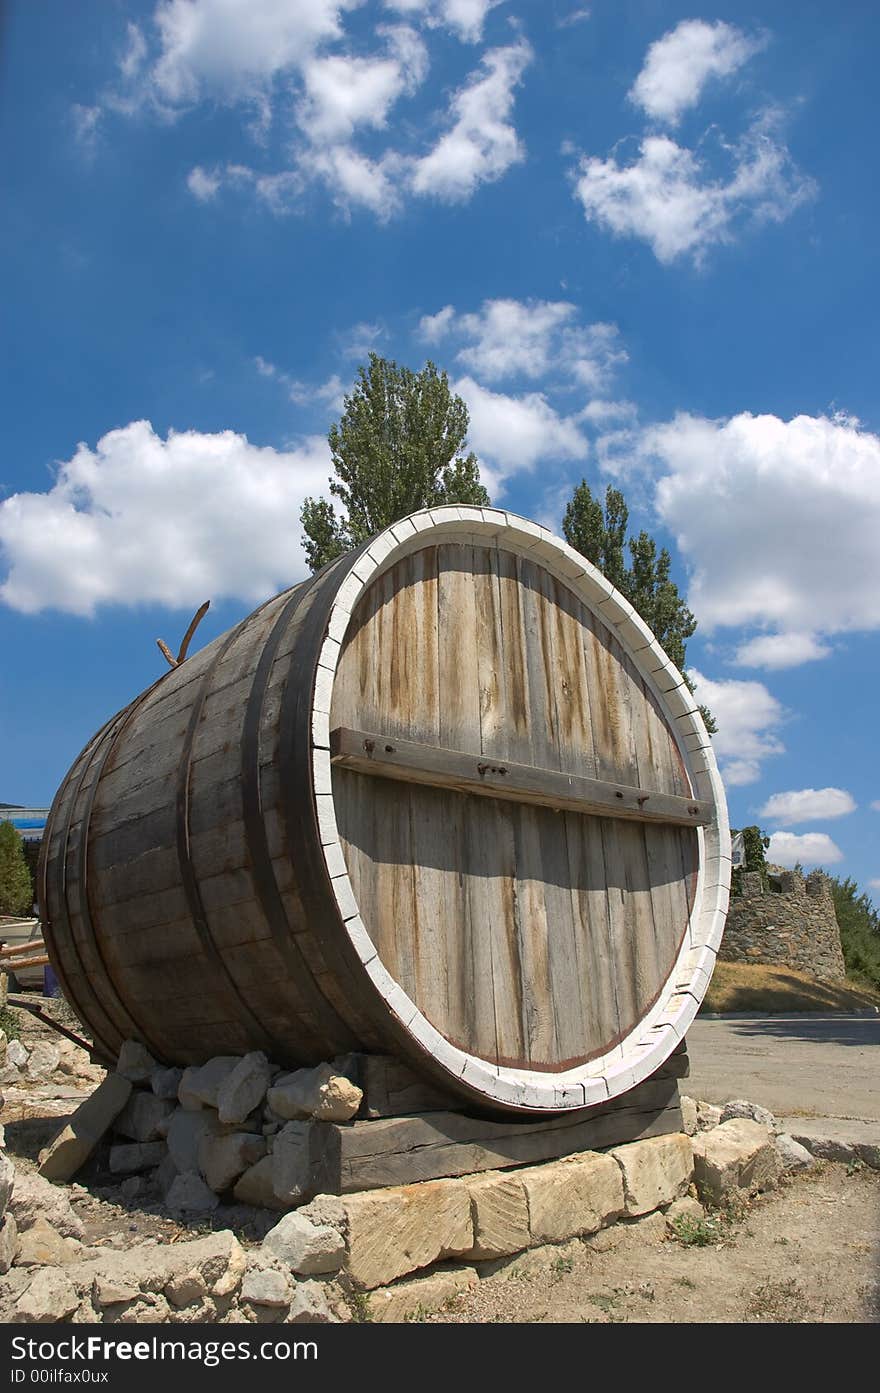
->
[699,961,880,1015]
[669,1213,728,1247]
[0,1006,21,1041]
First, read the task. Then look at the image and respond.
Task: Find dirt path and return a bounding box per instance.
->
[427,1165,880,1323]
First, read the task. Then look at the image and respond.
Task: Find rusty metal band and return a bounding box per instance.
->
[175,600,280,1054]
[240,576,358,1059]
[76,675,174,1059]
[41,716,124,1063]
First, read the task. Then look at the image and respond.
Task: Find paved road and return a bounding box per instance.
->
[685,1015,880,1122]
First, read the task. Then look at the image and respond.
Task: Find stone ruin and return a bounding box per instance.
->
[720,866,846,982]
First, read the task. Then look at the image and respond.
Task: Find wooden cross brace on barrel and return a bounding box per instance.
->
[329,726,713,830]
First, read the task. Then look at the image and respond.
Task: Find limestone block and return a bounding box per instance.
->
[165,1171,220,1215]
[774,1134,816,1172]
[679,1095,698,1136]
[165,1269,208,1309]
[151,1066,184,1100]
[343,1178,473,1289]
[24,1041,61,1080]
[271,1121,312,1203]
[38,1073,133,1182]
[109,1141,166,1175]
[268,1063,362,1122]
[0,1213,19,1275]
[92,1274,140,1308]
[261,1210,345,1276]
[166,1108,225,1173]
[15,1217,83,1267]
[216,1052,272,1126]
[14,1268,79,1323]
[609,1133,693,1216]
[721,1099,778,1131]
[367,1265,479,1323]
[114,1090,175,1144]
[464,1172,530,1260]
[198,1131,266,1193]
[179,1056,241,1109]
[8,1169,84,1238]
[232,1156,290,1210]
[288,1280,336,1323]
[696,1101,723,1131]
[240,1266,292,1309]
[0,1150,13,1220]
[522,1152,624,1245]
[692,1118,781,1205]
[116,1041,157,1086]
[665,1196,706,1232]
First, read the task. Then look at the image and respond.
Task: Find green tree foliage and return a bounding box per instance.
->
[563,481,716,732]
[828,876,880,992]
[730,825,770,895]
[0,820,33,916]
[300,354,490,572]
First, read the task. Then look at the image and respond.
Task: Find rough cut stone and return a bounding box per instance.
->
[366,1265,479,1323]
[165,1171,220,1215]
[240,1266,291,1308]
[268,1063,363,1122]
[0,1150,13,1221]
[343,1178,473,1290]
[165,1269,208,1309]
[232,1156,289,1211]
[116,1041,158,1085]
[288,1279,336,1323]
[167,1108,225,1173]
[609,1134,693,1216]
[217,1052,272,1126]
[15,1216,82,1267]
[774,1133,816,1172]
[465,1172,530,1259]
[15,1267,79,1323]
[114,1090,175,1143]
[664,1196,707,1232]
[784,1117,880,1169]
[24,1041,61,1079]
[198,1131,266,1192]
[721,1099,778,1131]
[38,1073,133,1182]
[692,1118,781,1205]
[7,1040,29,1069]
[75,1230,246,1304]
[92,1273,139,1308]
[696,1101,723,1131]
[679,1095,698,1137]
[271,1121,312,1202]
[0,1213,19,1275]
[180,1056,241,1109]
[8,1169,85,1238]
[261,1210,345,1275]
[522,1151,624,1245]
[109,1141,166,1175]
[177,1067,206,1111]
[151,1066,184,1100]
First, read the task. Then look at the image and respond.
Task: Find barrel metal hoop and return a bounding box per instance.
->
[278,539,387,1046]
[240,579,359,1055]
[76,678,174,1059]
[42,716,124,1062]
[175,597,282,1055]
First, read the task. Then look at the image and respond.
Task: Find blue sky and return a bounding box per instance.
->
[1,1,878,896]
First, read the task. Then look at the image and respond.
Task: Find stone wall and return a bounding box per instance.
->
[720,868,846,981]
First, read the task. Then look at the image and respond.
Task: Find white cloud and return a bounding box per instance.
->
[869,878,880,891]
[381,0,500,44]
[629,19,766,127]
[288,373,348,412]
[300,144,405,218]
[296,26,427,145]
[572,115,815,265]
[71,104,102,155]
[871,802,880,813]
[766,831,844,869]
[0,421,332,616]
[733,632,833,670]
[418,298,626,388]
[645,411,880,644]
[688,668,786,787]
[119,22,148,81]
[339,321,385,358]
[411,39,532,202]
[455,376,587,481]
[759,788,857,826]
[187,164,221,200]
[149,0,352,106]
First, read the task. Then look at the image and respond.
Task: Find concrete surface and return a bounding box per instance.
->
[686,1015,880,1122]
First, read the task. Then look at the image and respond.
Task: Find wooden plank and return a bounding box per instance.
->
[329,727,712,827]
[309,1076,683,1194]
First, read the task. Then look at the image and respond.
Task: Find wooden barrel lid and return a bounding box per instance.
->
[313,507,730,1112]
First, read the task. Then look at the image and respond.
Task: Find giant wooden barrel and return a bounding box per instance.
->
[39,507,729,1114]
